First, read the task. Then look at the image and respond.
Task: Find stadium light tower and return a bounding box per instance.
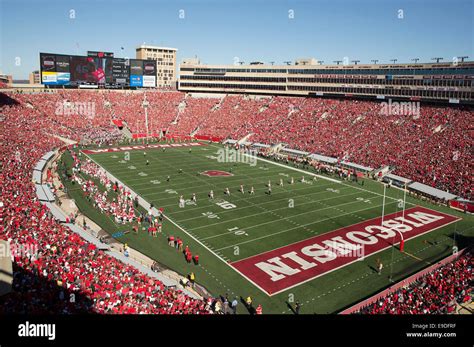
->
[431,57,444,63]
[333,60,343,65]
[351,60,360,65]
[269,61,275,65]
[371,59,379,64]
[457,56,469,62]
[143,94,149,144]
[411,58,420,64]
[390,59,398,64]
[238,61,245,65]
[283,61,292,65]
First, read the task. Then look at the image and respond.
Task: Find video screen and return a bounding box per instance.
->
[70,56,113,85]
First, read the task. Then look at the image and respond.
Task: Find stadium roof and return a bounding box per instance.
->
[282,148,309,156]
[386,173,412,184]
[308,153,338,164]
[341,161,373,172]
[408,182,457,200]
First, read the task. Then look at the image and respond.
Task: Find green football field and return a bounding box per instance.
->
[73,142,473,314]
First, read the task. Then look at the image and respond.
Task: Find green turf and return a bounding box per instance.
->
[63,142,474,314]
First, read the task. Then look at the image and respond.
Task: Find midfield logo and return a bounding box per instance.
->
[201,170,234,177]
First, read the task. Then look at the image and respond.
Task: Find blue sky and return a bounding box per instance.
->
[1,0,473,79]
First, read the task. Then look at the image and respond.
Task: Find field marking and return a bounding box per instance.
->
[94,146,386,258]
[168,182,344,216]
[143,147,345,241]
[255,213,462,297]
[97,163,284,187]
[213,200,396,248]
[150,181,340,209]
[185,146,390,234]
[94,145,405,257]
[229,148,416,206]
[283,228,471,313]
[83,146,469,300]
[193,190,373,234]
[83,150,273,296]
[203,194,384,241]
[179,188,360,223]
[402,251,431,265]
[163,210,272,296]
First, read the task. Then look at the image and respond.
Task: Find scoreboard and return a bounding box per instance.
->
[112,58,130,86]
[40,52,156,88]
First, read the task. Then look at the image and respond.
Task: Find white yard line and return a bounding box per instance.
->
[99,165,281,185]
[192,190,367,231]
[140,176,336,202]
[172,184,354,219]
[83,150,272,295]
[230,148,415,206]
[213,200,397,250]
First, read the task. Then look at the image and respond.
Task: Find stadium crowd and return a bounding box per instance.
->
[71,168,137,225]
[0,89,472,314]
[356,252,472,314]
[10,90,472,199]
[0,94,213,314]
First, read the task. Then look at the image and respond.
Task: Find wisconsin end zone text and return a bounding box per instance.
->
[231,206,460,295]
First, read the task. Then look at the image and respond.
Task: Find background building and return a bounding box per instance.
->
[136,45,177,88]
[0,72,13,88]
[29,70,41,84]
[179,59,474,104]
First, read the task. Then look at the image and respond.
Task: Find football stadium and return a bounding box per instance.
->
[0,0,473,344]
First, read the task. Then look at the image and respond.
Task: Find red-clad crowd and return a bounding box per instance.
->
[0,89,472,314]
[10,91,472,199]
[0,93,212,314]
[356,252,473,314]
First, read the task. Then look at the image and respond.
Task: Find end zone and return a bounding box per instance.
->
[230,206,461,295]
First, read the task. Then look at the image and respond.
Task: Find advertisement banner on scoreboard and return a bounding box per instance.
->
[142,75,156,87]
[87,51,114,58]
[42,71,57,84]
[143,61,156,75]
[55,55,70,73]
[42,71,70,85]
[130,75,143,87]
[57,72,71,84]
[130,60,143,76]
[40,54,56,72]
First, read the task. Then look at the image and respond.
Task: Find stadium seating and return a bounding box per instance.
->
[0,97,212,314]
[4,90,473,198]
[355,252,472,314]
[0,90,472,314]
[187,96,472,200]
